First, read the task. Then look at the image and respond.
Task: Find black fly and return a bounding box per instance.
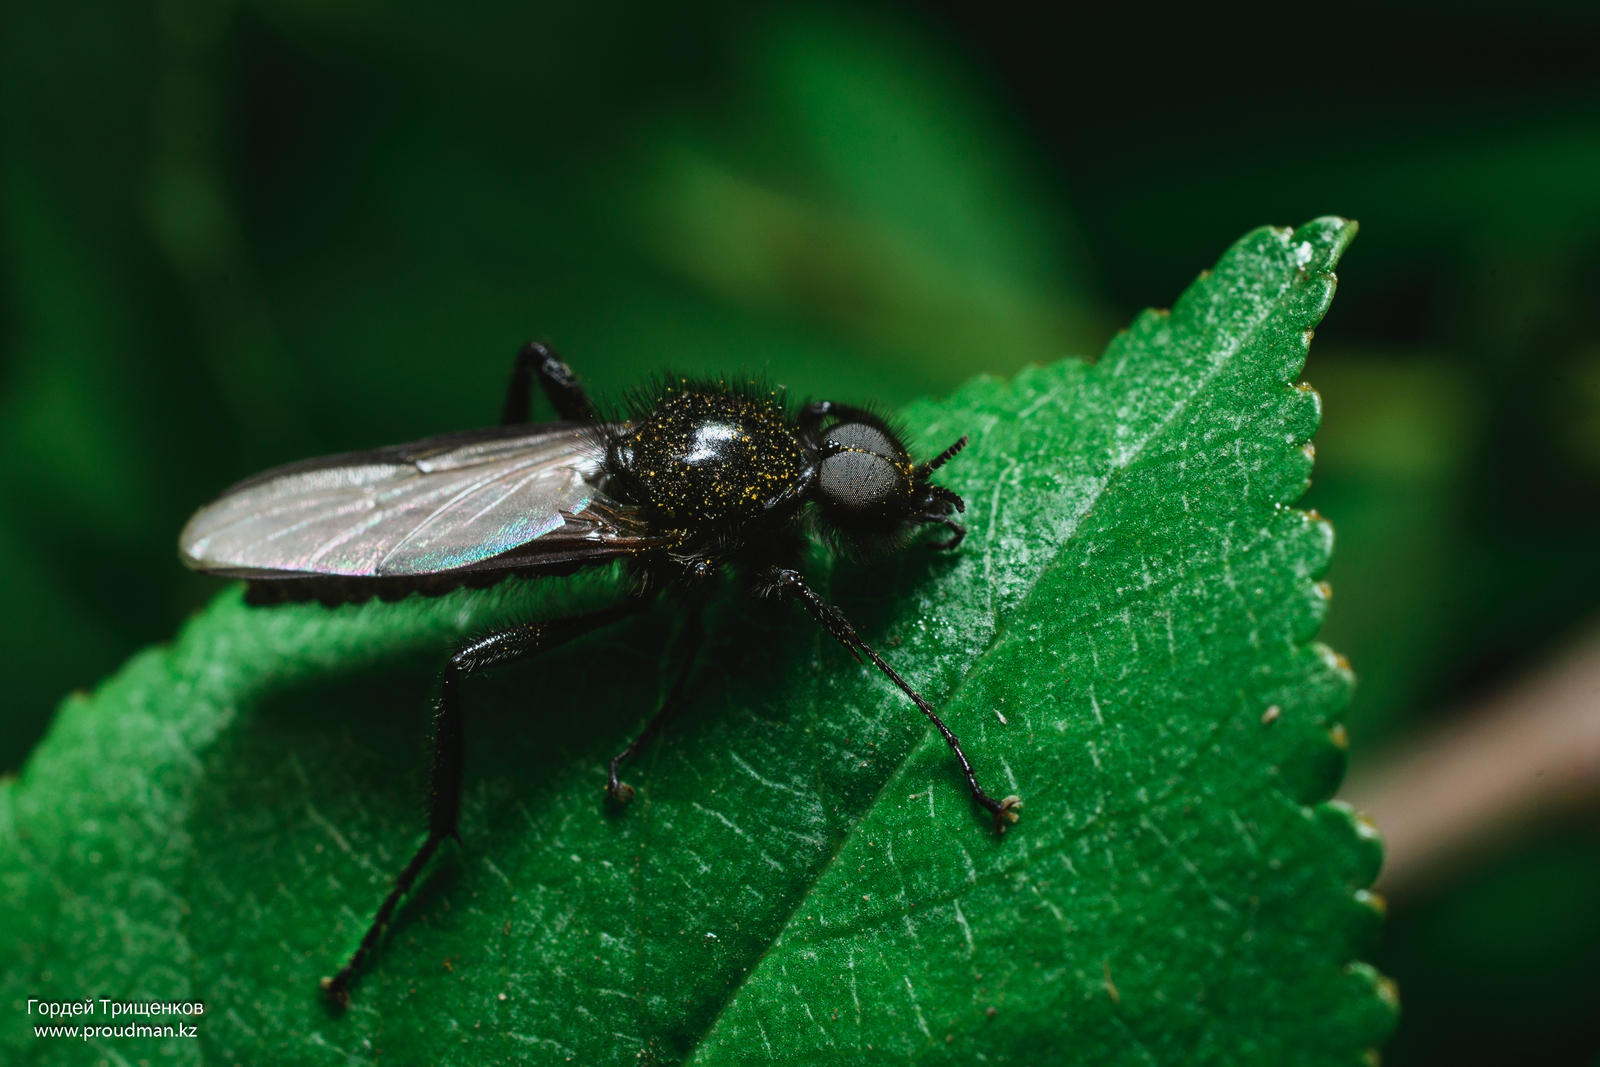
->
[178,342,1023,1005]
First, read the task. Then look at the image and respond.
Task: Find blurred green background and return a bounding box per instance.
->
[2,1,1598,1062]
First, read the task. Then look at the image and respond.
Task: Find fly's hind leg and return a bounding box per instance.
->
[321,596,646,1007]
[501,340,597,425]
[760,565,1021,833]
[607,599,705,803]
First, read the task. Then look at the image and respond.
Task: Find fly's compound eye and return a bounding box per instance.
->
[818,422,909,521]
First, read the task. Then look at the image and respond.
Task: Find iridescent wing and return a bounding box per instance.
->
[180,423,668,580]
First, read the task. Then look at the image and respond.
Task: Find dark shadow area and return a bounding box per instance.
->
[1375,821,1600,1067]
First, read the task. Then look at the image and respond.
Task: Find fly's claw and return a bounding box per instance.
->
[992,794,1023,834]
[319,975,351,1010]
[607,781,636,805]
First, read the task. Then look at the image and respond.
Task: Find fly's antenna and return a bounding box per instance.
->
[915,435,969,481]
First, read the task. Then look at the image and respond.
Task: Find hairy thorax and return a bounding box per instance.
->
[611,386,808,531]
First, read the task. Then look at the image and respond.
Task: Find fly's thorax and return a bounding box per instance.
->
[614,386,807,527]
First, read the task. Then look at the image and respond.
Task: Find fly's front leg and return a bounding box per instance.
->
[320,596,646,1007]
[607,599,706,804]
[761,566,1022,834]
[501,340,597,425]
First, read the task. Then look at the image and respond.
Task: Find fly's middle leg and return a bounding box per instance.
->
[606,599,706,803]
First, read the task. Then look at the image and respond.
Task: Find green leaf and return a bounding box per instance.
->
[0,218,1394,1064]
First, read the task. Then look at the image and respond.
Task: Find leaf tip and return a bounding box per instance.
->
[1291,216,1360,274]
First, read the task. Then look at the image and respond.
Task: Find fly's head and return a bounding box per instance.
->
[811,412,968,562]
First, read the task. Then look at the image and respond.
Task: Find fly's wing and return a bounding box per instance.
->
[179,423,667,580]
